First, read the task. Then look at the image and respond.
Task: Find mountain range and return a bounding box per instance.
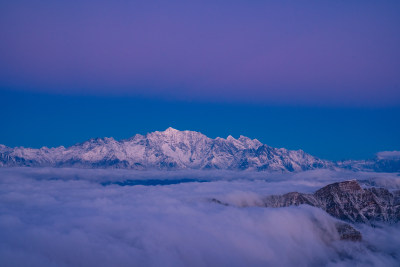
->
[0,127,399,172]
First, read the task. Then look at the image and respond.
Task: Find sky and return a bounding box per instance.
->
[1,1,400,160]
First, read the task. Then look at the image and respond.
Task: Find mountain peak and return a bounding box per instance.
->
[226,135,235,141]
[164,127,179,133]
[261,180,400,224]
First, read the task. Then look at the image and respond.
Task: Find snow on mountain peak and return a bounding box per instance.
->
[163,127,179,133]
[227,135,235,141]
[0,128,333,171]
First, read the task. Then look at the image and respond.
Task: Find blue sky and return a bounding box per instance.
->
[1,89,399,161]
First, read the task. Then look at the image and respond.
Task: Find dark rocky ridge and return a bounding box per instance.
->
[212,180,400,241]
[263,180,400,224]
[262,180,400,241]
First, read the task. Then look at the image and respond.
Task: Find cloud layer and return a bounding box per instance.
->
[377,151,400,160]
[0,168,399,266]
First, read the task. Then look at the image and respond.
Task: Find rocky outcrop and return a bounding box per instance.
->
[335,222,362,241]
[212,180,400,242]
[263,180,400,224]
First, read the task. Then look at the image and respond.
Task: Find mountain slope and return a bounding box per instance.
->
[212,180,400,241]
[263,180,400,224]
[0,127,332,171]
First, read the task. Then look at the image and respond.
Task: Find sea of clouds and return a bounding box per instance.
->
[0,168,399,267]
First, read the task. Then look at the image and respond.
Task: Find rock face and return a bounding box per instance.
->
[263,180,400,224]
[0,128,332,172]
[261,180,400,241]
[212,180,400,241]
[335,222,362,241]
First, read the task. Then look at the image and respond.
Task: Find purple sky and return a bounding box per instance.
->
[1,1,400,106]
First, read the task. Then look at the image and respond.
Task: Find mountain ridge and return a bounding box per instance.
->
[212,180,400,241]
[262,180,400,224]
[0,127,331,171]
[1,127,399,172]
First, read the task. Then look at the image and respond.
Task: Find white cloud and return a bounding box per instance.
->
[376,151,400,160]
[0,168,399,266]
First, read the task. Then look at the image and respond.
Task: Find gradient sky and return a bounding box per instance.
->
[1,1,399,160]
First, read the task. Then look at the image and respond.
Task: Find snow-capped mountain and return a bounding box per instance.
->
[0,127,332,171]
